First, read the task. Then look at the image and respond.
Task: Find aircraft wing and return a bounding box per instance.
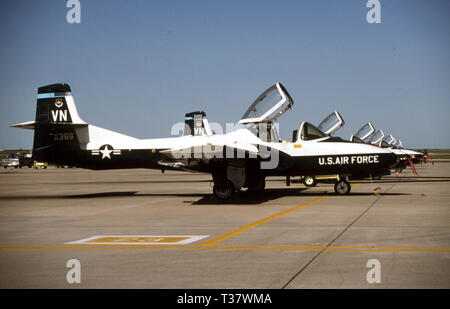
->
[160,141,260,160]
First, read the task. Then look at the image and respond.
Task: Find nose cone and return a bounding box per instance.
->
[363,144,399,169]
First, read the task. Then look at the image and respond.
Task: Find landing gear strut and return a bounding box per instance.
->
[334,179,351,195]
[246,176,266,193]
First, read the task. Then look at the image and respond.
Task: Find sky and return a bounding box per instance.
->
[0,0,449,149]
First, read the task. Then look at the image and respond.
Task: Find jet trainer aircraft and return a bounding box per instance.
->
[13,82,398,199]
[350,123,426,174]
[292,110,347,187]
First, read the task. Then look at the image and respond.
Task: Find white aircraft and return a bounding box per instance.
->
[293,110,348,187]
[13,82,398,199]
[351,123,425,174]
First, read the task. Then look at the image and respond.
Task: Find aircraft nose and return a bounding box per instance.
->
[386,152,400,168]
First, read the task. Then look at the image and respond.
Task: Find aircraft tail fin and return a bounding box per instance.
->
[184,111,213,136]
[12,83,87,163]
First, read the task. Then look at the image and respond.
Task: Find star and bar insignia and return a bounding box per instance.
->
[91,145,121,159]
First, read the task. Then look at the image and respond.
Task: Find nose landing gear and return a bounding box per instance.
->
[334,179,351,195]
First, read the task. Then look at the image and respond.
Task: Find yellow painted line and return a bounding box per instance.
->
[0,244,449,252]
[201,196,328,246]
[200,183,369,246]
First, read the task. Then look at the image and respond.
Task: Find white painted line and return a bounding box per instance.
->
[65,235,209,245]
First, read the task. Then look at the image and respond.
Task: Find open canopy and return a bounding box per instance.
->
[239,82,293,124]
[353,122,375,141]
[383,134,397,146]
[368,129,385,145]
[317,111,345,135]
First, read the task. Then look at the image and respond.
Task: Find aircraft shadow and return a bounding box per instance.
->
[41,179,212,186]
[0,187,412,203]
[191,189,412,205]
[359,178,450,184]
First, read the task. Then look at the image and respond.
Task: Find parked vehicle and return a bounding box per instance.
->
[19,154,33,168]
[2,155,20,169]
[34,161,48,169]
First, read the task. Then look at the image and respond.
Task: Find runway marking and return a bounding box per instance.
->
[200,184,366,246]
[201,196,328,246]
[0,244,449,252]
[66,235,209,245]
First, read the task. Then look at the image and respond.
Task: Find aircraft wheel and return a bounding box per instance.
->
[247,177,266,193]
[303,176,317,187]
[395,166,403,173]
[334,180,351,195]
[213,180,235,200]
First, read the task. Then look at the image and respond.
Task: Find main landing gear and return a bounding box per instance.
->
[213,180,235,200]
[212,175,266,200]
[334,179,351,195]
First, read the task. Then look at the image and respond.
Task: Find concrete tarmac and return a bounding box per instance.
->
[0,163,449,288]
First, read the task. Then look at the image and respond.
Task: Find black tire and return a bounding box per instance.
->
[213,180,235,200]
[334,180,351,195]
[303,176,317,187]
[247,177,266,193]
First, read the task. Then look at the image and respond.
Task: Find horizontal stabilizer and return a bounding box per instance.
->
[11,121,36,130]
[11,121,88,130]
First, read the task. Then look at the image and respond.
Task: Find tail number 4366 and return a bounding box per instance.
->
[53,132,75,141]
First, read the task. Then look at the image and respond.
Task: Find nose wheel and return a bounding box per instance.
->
[334,180,351,195]
[303,176,317,187]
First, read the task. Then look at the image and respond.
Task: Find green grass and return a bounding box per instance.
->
[413,149,450,160]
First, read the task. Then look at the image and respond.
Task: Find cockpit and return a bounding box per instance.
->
[292,121,328,142]
[381,134,396,148]
[350,135,365,144]
[368,129,384,145]
[246,122,280,143]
